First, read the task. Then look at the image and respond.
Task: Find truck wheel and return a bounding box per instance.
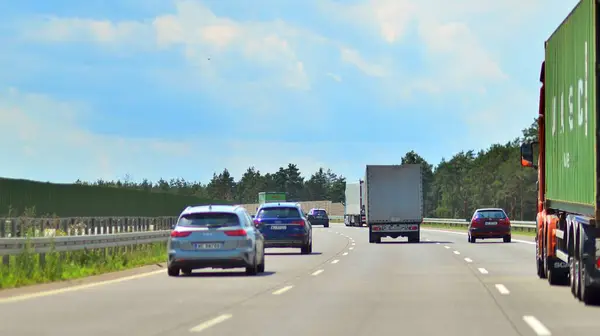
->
[537,238,547,279]
[569,257,577,296]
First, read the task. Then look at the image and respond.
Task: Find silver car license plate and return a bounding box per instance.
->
[194,243,222,249]
[271,225,287,230]
[485,221,497,225]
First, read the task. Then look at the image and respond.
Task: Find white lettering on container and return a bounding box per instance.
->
[551,41,589,170]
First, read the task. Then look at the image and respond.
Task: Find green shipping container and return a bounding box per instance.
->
[258,192,286,204]
[544,0,598,216]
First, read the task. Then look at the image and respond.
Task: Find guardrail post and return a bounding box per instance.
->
[90,218,96,235]
[0,218,5,238]
[11,219,17,238]
[137,217,141,232]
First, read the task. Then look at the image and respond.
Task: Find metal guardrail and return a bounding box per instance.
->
[0,231,170,255]
[422,217,535,228]
[0,216,536,256]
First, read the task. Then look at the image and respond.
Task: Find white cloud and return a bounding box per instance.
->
[22,0,315,93]
[0,87,353,183]
[0,87,201,182]
[322,0,512,94]
[326,72,342,82]
[340,48,388,77]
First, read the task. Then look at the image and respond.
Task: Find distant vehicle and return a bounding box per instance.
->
[258,191,287,205]
[307,208,330,227]
[467,208,512,243]
[253,202,313,254]
[167,204,265,276]
[365,164,423,244]
[344,180,366,227]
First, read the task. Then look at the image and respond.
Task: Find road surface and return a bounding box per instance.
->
[1,225,599,335]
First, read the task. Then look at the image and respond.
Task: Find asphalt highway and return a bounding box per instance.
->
[1,224,599,335]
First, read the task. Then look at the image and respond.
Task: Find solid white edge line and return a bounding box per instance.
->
[464,257,473,263]
[478,268,489,274]
[495,284,510,295]
[312,269,324,276]
[331,259,339,264]
[272,285,294,295]
[189,314,233,332]
[523,316,552,335]
[0,269,164,304]
[421,228,536,245]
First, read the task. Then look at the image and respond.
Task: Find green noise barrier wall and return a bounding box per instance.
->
[0,178,232,217]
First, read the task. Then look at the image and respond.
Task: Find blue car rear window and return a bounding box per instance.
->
[313,210,327,216]
[257,207,301,219]
[178,212,240,227]
[475,210,506,219]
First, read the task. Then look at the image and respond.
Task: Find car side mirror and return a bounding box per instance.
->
[520,142,537,169]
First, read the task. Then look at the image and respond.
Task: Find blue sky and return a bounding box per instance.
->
[0,0,580,184]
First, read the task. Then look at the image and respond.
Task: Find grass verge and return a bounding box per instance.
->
[0,241,166,290]
[421,223,536,237]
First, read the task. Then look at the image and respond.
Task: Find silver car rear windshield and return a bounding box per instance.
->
[257,207,301,219]
[178,212,240,227]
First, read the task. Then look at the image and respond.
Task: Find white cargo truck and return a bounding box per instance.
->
[365,164,423,243]
[344,181,364,227]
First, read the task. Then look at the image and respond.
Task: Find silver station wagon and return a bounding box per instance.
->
[167,204,266,276]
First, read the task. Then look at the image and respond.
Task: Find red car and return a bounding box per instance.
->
[467,208,511,243]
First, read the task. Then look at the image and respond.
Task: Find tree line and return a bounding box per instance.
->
[75,118,539,220]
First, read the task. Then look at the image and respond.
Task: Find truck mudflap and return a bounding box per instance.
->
[369,223,420,243]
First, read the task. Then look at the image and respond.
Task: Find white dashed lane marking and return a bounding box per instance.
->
[523,316,552,335]
[495,284,510,295]
[311,269,324,276]
[272,286,293,295]
[190,314,232,333]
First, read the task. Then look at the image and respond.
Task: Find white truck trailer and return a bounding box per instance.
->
[344,181,365,227]
[365,164,423,243]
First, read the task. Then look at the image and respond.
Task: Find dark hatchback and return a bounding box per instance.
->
[253,202,313,254]
[307,208,329,228]
[468,208,511,243]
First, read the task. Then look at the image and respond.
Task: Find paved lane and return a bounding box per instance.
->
[416,228,600,336]
[2,224,600,335]
[0,227,350,336]
[197,228,525,336]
